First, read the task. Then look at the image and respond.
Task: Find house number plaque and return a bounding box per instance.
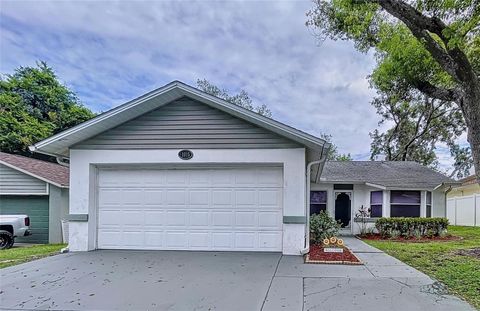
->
[178,150,194,160]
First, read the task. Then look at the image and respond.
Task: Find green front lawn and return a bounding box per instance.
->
[363,226,480,309]
[0,244,66,269]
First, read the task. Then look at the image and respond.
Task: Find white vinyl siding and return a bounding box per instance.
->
[0,164,48,195]
[97,167,283,251]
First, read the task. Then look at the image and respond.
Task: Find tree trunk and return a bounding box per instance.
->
[463,90,480,184]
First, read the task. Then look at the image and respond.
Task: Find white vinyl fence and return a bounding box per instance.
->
[447,194,480,227]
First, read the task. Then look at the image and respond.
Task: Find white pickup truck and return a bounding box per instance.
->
[0,215,31,249]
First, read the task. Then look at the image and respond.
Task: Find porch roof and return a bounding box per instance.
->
[319,161,458,190]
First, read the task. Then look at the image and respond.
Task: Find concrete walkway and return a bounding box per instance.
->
[264,237,475,311]
[0,238,476,311]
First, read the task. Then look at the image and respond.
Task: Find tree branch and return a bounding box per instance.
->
[414,80,458,102]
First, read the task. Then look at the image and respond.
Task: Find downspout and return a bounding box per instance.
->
[444,185,453,221]
[300,151,328,255]
[56,156,69,252]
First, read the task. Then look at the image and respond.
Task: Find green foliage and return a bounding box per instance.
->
[310,210,341,244]
[308,0,479,177]
[196,79,272,117]
[375,217,449,238]
[0,243,66,269]
[0,61,95,155]
[369,93,471,177]
[319,133,352,161]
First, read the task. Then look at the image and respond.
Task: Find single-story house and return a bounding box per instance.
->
[0,152,69,243]
[315,161,457,235]
[447,175,479,227]
[29,80,455,254]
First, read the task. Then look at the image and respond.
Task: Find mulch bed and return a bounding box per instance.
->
[358,233,462,243]
[305,244,362,265]
[455,248,480,259]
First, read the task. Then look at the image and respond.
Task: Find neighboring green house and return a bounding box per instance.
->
[0,152,69,243]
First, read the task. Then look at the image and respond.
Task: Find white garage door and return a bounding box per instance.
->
[97,167,283,251]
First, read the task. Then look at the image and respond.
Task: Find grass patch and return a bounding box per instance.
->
[0,244,66,269]
[364,226,480,309]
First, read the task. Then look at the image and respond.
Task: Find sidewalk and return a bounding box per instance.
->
[263,236,476,311]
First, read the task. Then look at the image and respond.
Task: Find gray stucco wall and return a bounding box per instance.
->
[0,164,47,195]
[48,185,69,243]
[74,97,300,150]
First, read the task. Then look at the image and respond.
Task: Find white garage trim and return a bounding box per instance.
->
[96,167,283,251]
[68,148,306,255]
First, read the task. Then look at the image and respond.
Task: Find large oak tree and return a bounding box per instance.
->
[308,0,479,181]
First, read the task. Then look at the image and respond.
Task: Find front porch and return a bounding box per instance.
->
[309,182,446,235]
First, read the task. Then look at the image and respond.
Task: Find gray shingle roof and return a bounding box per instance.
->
[321,161,456,189]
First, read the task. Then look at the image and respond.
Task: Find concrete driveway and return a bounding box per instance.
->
[0,238,475,311]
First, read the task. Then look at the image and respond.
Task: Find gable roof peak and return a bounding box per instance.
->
[30,80,329,158]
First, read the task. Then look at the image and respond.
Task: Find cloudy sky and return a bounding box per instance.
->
[0,0,462,171]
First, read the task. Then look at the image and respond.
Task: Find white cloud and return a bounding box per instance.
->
[0,0,464,173]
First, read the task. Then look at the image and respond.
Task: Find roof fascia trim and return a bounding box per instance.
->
[365,182,387,190]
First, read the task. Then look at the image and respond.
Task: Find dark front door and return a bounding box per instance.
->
[335,192,351,228]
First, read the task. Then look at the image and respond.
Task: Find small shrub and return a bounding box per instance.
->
[310,211,341,244]
[375,217,449,238]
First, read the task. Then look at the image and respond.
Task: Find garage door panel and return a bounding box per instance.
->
[166,171,187,185]
[98,230,121,246]
[122,190,145,204]
[123,211,144,225]
[235,211,257,227]
[259,190,282,206]
[97,167,283,251]
[235,232,256,248]
[98,189,123,205]
[98,210,122,226]
[144,210,165,224]
[258,212,282,228]
[211,170,233,185]
[189,170,211,185]
[145,231,164,247]
[212,232,233,248]
[212,211,234,226]
[258,169,284,187]
[258,232,282,249]
[166,211,187,226]
[189,190,209,205]
[144,190,164,204]
[189,232,210,248]
[143,170,167,185]
[166,190,187,205]
[212,190,233,206]
[166,231,188,247]
[189,211,209,226]
[123,231,144,246]
[235,190,257,206]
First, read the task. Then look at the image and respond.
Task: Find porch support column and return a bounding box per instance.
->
[383,190,390,218]
[420,190,427,217]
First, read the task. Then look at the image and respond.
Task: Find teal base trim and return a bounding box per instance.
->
[68,214,88,222]
[283,216,306,224]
